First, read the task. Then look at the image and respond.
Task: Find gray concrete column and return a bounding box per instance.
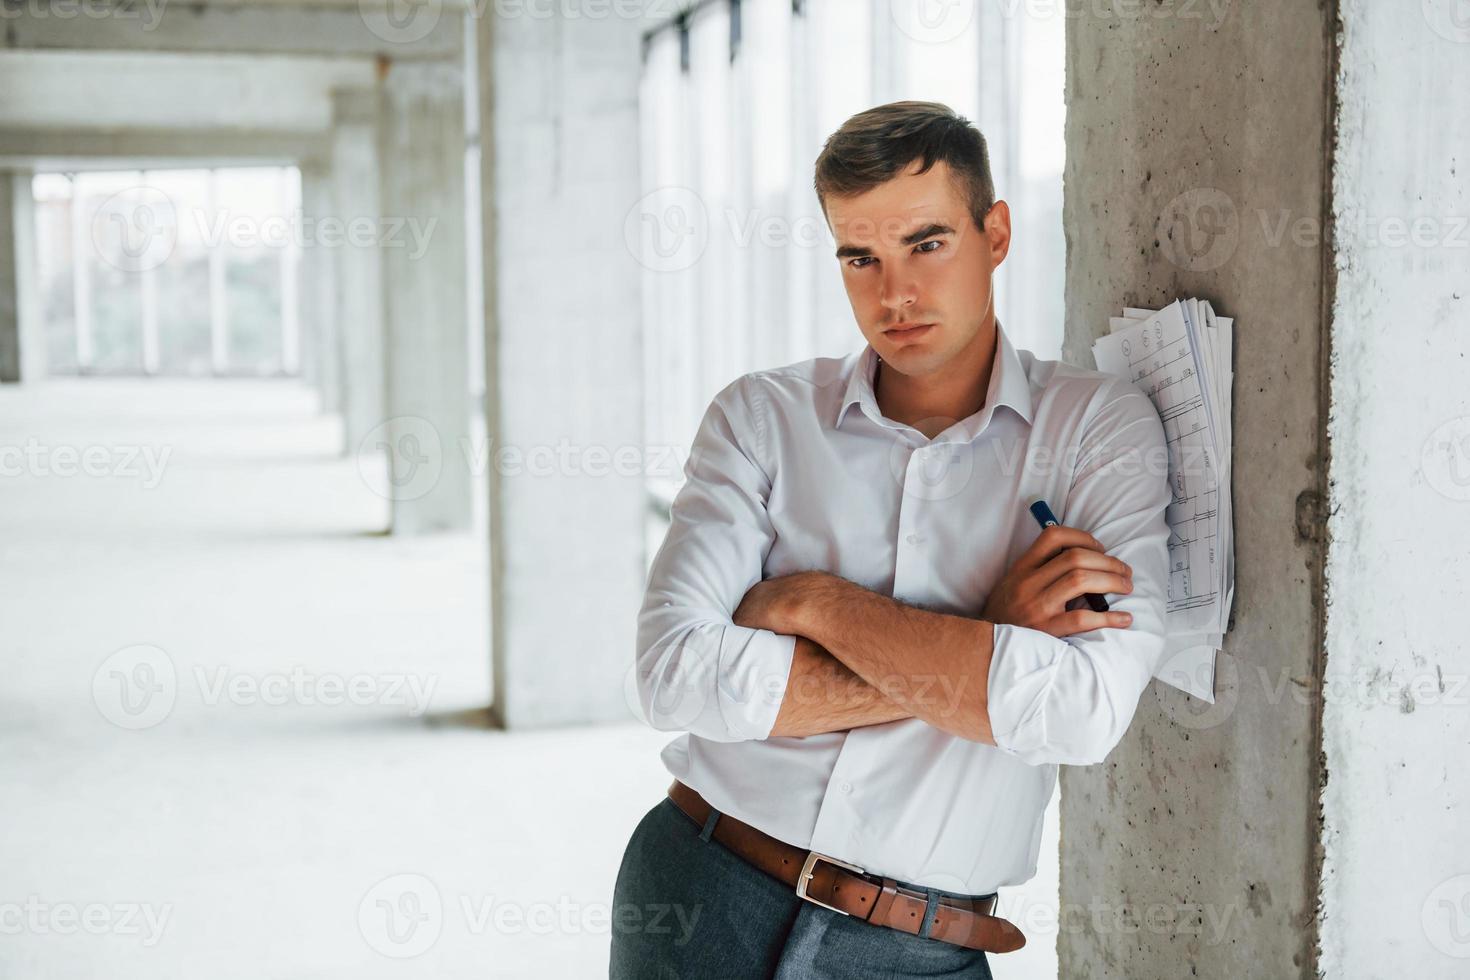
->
[329,88,386,457]
[298,163,342,421]
[1064,1,1328,975]
[476,11,649,727]
[377,60,472,535]
[1060,3,1470,977]
[1060,6,1329,975]
[0,171,42,383]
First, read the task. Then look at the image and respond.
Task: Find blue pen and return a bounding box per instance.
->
[1028,499,1111,613]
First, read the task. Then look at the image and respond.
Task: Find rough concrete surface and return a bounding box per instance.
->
[1061,2,1332,976]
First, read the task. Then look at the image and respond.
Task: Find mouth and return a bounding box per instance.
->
[882,322,935,341]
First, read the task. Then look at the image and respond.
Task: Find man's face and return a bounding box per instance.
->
[825,159,1011,377]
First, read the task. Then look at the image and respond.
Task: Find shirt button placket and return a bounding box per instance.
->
[811,746,863,853]
[896,443,941,586]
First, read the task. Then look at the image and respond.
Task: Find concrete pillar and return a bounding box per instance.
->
[330,88,386,456]
[1060,6,1328,974]
[298,163,342,421]
[377,60,472,534]
[278,166,301,377]
[0,171,42,383]
[0,172,20,382]
[476,11,649,727]
[206,170,230,375]
[1060,3,1469,976]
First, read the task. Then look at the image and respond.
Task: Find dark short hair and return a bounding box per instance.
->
[814,101,996,233]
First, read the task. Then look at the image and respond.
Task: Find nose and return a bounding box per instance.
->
[878,265,918,316]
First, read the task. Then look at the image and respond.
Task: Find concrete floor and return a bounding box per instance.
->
[0,378,1058,978]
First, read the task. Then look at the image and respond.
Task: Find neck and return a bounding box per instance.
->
[875,321,999,439]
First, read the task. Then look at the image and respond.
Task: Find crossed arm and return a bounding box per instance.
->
[760,588,989,740]
[734,526,1135,744]
[764,633,918,739]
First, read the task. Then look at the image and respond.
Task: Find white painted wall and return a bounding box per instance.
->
[1321,2,1470,975]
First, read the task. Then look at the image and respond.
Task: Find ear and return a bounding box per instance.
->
[983,200,1012,268]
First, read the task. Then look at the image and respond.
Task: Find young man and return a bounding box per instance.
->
[611,101,1171,979]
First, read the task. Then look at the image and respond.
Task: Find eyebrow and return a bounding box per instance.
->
[834,222,956,260]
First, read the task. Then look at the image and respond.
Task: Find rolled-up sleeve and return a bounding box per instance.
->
[634,375,796,742]
[985,377,1173,766]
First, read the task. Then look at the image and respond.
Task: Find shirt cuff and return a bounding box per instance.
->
[719,627,798,740]
[985,622,1067,760]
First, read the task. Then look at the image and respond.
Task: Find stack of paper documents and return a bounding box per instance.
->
[1091,299,1234,703]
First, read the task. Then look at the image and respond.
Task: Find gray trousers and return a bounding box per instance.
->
[609,796,995,979]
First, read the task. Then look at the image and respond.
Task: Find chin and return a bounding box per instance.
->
[879,343,946,375]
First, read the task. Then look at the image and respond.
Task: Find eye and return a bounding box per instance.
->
[847,239,942,269]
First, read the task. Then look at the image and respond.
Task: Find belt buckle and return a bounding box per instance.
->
[796,851,866,916]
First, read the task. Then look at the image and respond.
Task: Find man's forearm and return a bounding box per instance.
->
[788,574,996,743]
[768,636,915,738]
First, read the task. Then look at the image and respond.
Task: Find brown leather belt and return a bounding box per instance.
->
[666,780,1026,954]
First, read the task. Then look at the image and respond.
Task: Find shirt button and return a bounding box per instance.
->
[906,533,923,546]
[839,781,853,794]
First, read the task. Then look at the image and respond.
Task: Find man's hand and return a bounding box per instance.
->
[981,525,1135,637]
[732,571,824,635]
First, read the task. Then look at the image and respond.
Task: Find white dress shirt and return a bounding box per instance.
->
[634,323,1171,896]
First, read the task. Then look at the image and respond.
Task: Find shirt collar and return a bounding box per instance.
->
[835,321,1036,436]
